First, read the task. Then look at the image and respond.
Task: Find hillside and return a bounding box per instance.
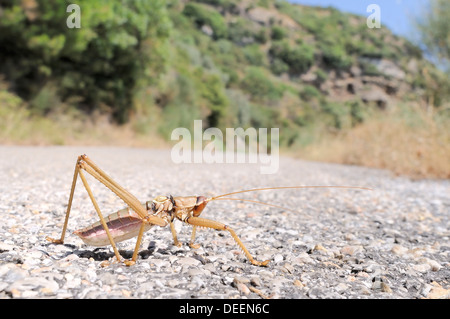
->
[0,0,449,178]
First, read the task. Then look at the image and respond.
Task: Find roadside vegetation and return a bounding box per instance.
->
[0,0,448,179]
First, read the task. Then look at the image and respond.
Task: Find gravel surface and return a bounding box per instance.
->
[0,145,448,299]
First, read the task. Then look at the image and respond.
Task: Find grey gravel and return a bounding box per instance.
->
[0,145,449,299]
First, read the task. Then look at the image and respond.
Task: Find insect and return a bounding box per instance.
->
[46,154,371,267]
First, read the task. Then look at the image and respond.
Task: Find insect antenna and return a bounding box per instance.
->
[209,197,300,213]
[206,186,372,213]
[210,185,373,201]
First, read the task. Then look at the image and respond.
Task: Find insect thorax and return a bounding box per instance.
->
[146,195,200,223]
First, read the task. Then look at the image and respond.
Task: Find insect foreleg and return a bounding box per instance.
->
[185,217,270,267]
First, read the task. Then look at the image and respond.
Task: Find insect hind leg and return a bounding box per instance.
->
[46,155,82,245]
[185,216,269,266]
[77,168,123,263]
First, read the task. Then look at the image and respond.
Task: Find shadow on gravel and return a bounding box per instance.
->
[73,242,158,262]
[46,240,201,262]
[44,241,158,262]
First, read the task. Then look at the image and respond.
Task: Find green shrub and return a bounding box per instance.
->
[321,44,352,70]
[269,40,315,75]
[271,26,286,40]
[254,29,268,44]
[403,40,423,59]
[158,72,199,138]
[241,67,284,102]
[226,89,251,127]
[227,17,259,45]
[270,58,289,75]
[320,101,351,129]
[193,0,240,14]
[314,68,328,84]
[300,85,321,101]
[248,103,281,129]
[199,73,229,127]
[29,83,61,116]
[208,39,244,71]
[349,100,366,126]
[243,44,267,66]
[193,0,224,5]
[360,61,382,76]
[0,86,27,130]
[183,3,227,40]
[360,45,384,59]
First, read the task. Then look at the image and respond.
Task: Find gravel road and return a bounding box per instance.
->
[0,146,448,299]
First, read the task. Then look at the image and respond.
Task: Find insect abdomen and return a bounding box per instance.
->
[74,207,152,247]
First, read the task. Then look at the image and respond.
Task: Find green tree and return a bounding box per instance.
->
[0,0,171,122]
[414,0,450,106]
[415,0,450,69]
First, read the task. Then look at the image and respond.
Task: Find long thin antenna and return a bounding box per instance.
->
[211,186,373,201]
[210,197,300,213]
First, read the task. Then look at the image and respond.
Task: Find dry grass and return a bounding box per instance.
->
[0,114,169,148]
[0,79,168,148]
[299,104,450,179]
[0,105,168,148]
[1,82,449,180]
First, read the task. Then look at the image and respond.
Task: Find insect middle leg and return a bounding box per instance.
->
[185,217,270,266]
[189,226,201,249]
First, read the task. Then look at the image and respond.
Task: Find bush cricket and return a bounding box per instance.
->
[46,154,371,267]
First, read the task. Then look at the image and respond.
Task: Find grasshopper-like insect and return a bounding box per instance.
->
[46,154,371,267]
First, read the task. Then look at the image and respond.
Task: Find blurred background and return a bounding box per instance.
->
[0,0,448,179]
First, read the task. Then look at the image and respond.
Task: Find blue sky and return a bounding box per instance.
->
[289,0,427,38]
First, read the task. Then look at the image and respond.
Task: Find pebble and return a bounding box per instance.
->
[335,283,349,293]
[293,279,304,288]
[273,254,284,264]
[391,244,408,255]
[340,245,363,256]
[380,282,392,293]
[426,282,450,299]
[412,263,431,273]
[233,276,250,285]
[422,258,442,272]
[187,268,205,277]
[0,146,448,299]
[177,257,200,267]
[291,252,315,265]
[283,263,294,274]
[236,282,250,295]
[250,276,262,287]
[314,244,326,251]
